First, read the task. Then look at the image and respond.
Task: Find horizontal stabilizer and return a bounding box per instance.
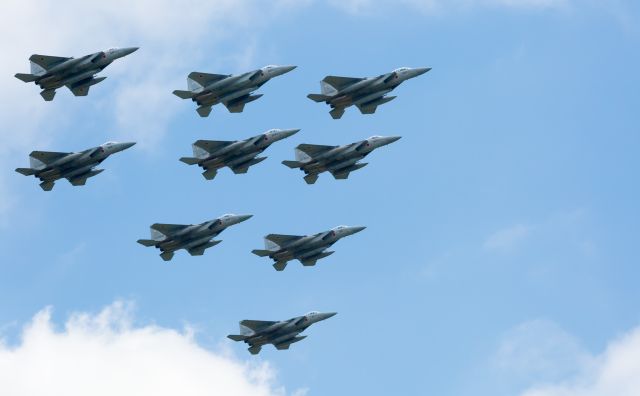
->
[160,251,174,261]
[39,181,55,191]
[15,167,36,176]
[304,173,319,184]
[227,334,248,342]
[179,157,200,165]
[282,160,303,169]
[15,73,38,83]
[187,240,221,256]
[329,107,345,119]
[137,239,157,247]
[172,89,194,99]
[307,93,331,102]
[40,89,56,101]
[273,261,288,271]
[196,106,212,117]
[252,249,273,257]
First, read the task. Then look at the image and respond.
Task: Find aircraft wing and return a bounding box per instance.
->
[193,140,234,155]
[265,234,305,248]
[240,320,278,332]
[322,75,365,90]
[187,72,229,88]
[29,54,71,71]
[150,223,190,237]
[29,151,72,165]
[295,144,337,159]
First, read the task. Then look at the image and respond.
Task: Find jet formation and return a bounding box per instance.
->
[14,49,432,355]
[15,141,135,191]
[15,47,138,101]
[180,128,299,180]
[173,65,296,117]
[283,135,401,184]
[137,214,252,261]
[228,311,336,355]
[252,225,366,271]
[307,67,430,119]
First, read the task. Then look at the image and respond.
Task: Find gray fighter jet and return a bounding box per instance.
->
[15,141,135,191]
[137,214,252,261]
[307,67,431,119]
[228,311,336,355]
[282,135,401,184]
[15,47,139,101]
[180,128,299,180]
[252,225,365,271]
[173,65,296,117]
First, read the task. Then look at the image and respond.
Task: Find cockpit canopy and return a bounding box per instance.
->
[306,311,320,317]
[393,67,410,73]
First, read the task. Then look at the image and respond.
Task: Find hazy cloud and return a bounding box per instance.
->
[0,301,293,396]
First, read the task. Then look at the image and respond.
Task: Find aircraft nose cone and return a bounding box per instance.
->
[383,136,402,145]
[115,142,136,152]
[325,312,337,319]
[414,67,431,76]
[124,47,139,55]
[276,65,296,75]
[237,214,253,222]
[282,128,301,137]
[351,226,366,234]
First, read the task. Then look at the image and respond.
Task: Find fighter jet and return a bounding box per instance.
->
[307,67,431,119]
[15,47,139,101]
[15,141,135,191]
[180,128,299,180]
[173,65,296,117]
[228,311,336,355]
[137,214,252,261]
[252,225,365,271]
[282,135,401,184]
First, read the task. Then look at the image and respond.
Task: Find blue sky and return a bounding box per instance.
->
[1,1,639,395]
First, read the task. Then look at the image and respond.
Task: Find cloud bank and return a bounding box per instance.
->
[0,301,288,396]
[494,319,640,396]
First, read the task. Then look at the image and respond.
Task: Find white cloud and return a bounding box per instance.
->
[495,320,640,396]
[494,319,594,384]
[0,301,294,396]
[483,223,531,251]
